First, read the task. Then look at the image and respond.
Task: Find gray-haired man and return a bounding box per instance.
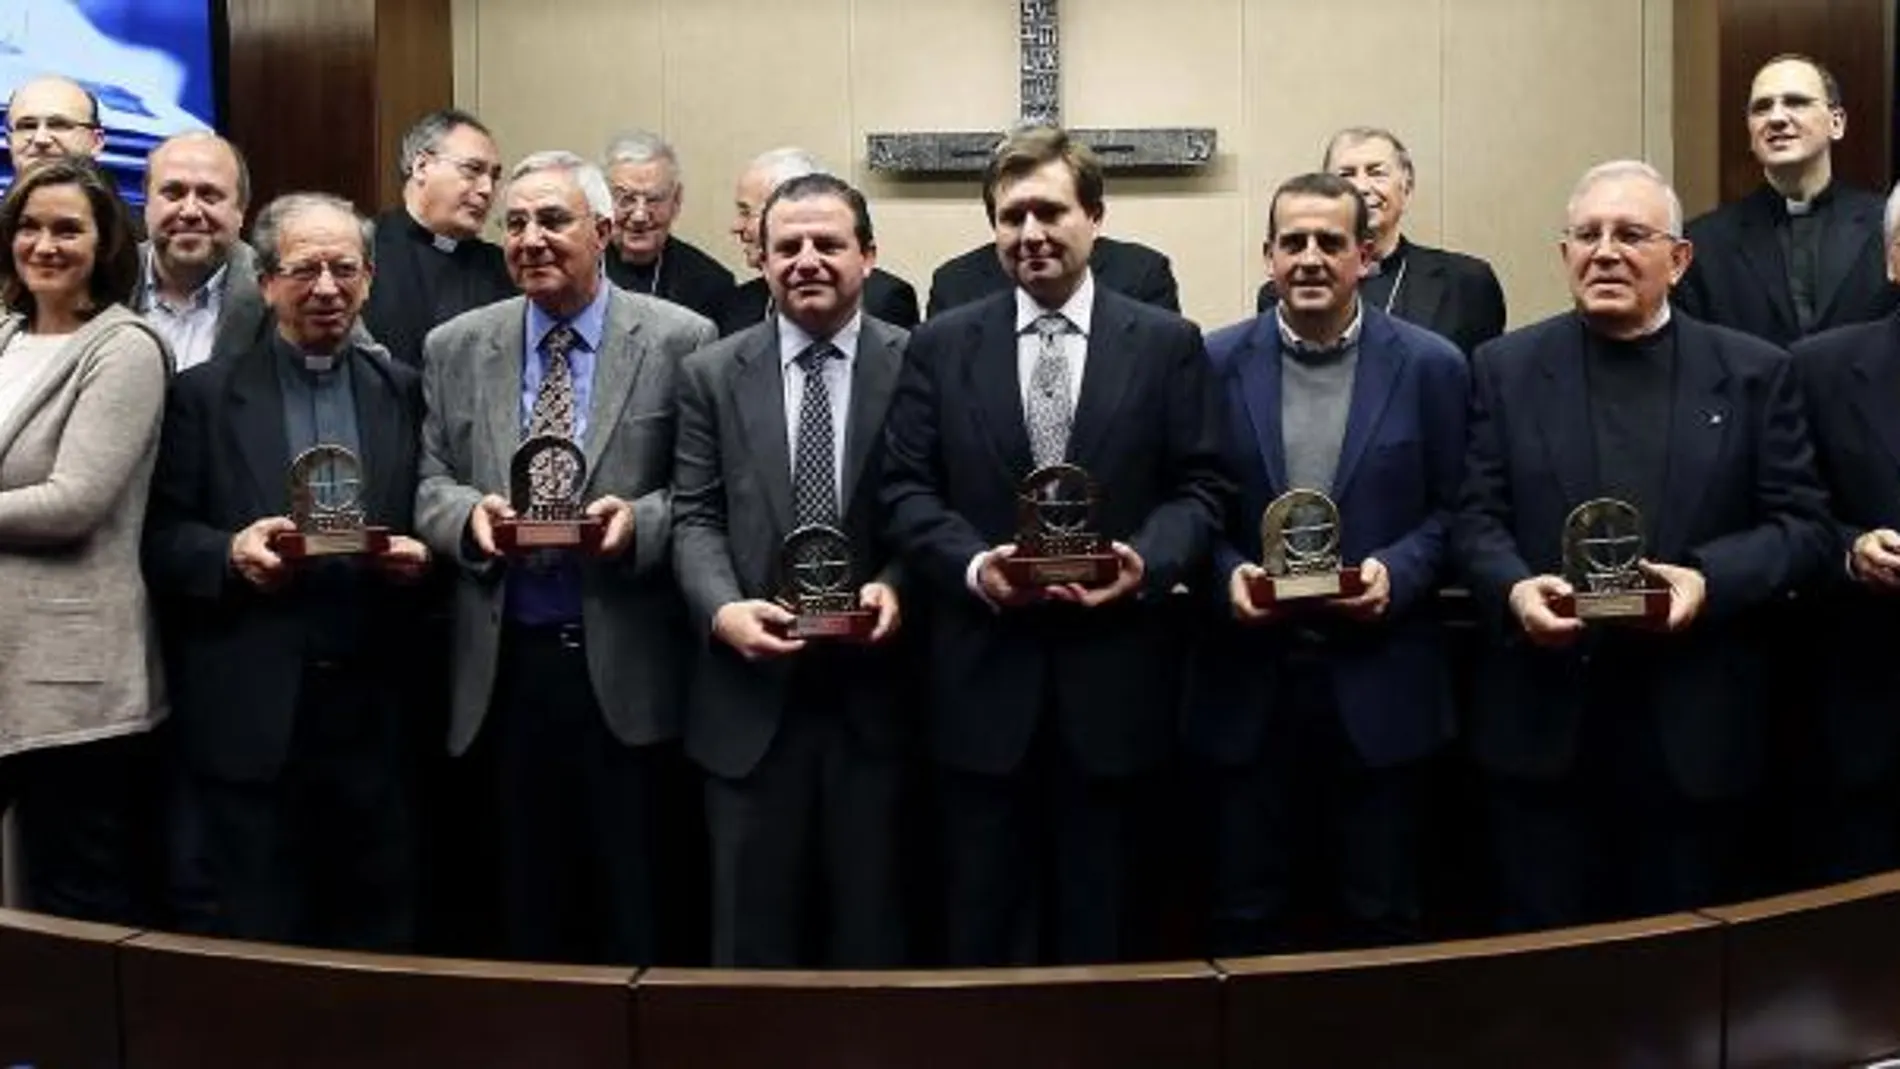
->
[601,130,733,321]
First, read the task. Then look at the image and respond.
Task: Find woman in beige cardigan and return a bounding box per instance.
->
[0,156,169,923]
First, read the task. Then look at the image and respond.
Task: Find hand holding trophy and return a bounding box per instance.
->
[492,434,605,555]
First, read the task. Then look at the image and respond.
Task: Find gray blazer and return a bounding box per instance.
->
[133,240,269,368]
[416,287,717,756]
[0,306,170,757]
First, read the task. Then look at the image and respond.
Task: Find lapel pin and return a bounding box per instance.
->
[1707,411,1724,426]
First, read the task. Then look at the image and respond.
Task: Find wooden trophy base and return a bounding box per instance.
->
[787,607,878,641]
[999,552,1120,588]
[271,526,390,560]
[493,516,606,555]
[1551,586,1671,623]
[1247,566,1366,608]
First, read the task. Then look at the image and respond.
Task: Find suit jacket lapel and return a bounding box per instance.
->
[842,318,901,508]
[229,341,291,517]
[1331,312,1404,499]
[1653,320,1730,559]
[1536,320,1597,509]
[349,349,403,527]
[735,323,794,534]
[478,307,524,498]
[582,292,647,494]
[1738,189,1798,337]
[1815,194,1877,326]
[1067,290,1137,470]
[968,297,1034,478]
[1236,317,1288,493]
[1391,249,1445,329]
[1850,315,1900,478]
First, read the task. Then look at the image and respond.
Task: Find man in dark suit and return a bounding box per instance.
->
[674,173,909,967]
[929,235,1179,317]
[1188,173,1468,955]
[1455,160,1833,931]
[1791,200,1900,882]
[134,132,268,372]
[601,130,734,322]
[143,193,430,950]
[883,126,1229,966]
[1255,127,1505,358]
[718,147,918,335]
[415,151,716,965]
[1676,54,1899,347]
[361,109,515,370]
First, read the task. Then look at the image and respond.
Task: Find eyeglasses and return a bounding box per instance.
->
[612,187,677,213]
[274,259,365,284]
[427,150,503,184]
[7,115,98,138]
[1560,223,1679,252]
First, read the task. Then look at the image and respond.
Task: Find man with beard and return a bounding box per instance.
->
[135,132,265,372]
[361,109,515,370]
[600,131,733,322]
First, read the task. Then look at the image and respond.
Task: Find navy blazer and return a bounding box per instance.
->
[1454,311,1833,799]
[1185,309,1467,769]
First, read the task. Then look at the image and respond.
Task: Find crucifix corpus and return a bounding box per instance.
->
[865,0,1217,174]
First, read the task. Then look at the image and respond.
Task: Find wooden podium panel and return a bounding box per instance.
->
[119,934,635,1069]
[636,961,1221,1069]
[1221,913,1725,1068]
[0,907,135,1069]
[1703,871,1900,1069]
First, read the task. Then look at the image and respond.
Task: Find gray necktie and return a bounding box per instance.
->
[528,323,578,440]
[1025,312,1073,467]
[792,342,841,527]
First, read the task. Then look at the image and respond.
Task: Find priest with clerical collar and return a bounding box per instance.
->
[1455,159,1833,934]
[1677,53,1900,346]
[360,108,516,370]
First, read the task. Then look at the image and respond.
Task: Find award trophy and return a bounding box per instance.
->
[1551,497,1670,622]
[777,524,876,640]
[998,463,1119,587]
[492,434,605,554]
[271,444,389,559]
[1246,488,1364,606]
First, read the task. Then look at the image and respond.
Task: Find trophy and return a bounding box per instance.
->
[1551,497,1670,622]
[998,463,1119,587]
[271,444,389,559]
[1246,489,1364,607]
[492,434,605,554]
[776,524,876,640]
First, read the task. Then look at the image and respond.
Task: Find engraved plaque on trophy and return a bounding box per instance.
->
[271,444,389,559]
[492,434,605,554]
[1551,497,1670,622]
[998,463,1120,587]
[1246,488,1365,607]
[777,524,876,640]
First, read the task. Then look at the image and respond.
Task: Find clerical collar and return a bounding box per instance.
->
[1585,304,1674,347]
[404,209,461,253]
[1779,181,1835,217]
[1276,299,1363,358]
[1364,236,1410,278]
[275,331,349,376]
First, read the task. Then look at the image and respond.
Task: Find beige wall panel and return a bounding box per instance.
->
[1105,196,1253,330]
[466,0,664,167]
[851,0,1018,136]
[1062,0,1243,133]
[1442,0,1647,326]
[869,201,1003,307]
[1643,0,1675,185]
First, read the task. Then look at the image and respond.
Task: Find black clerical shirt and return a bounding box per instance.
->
[361,208,514,369]
[1583,315,1676,547]
[1779,185,1835,334]
[1362,237,1410,314]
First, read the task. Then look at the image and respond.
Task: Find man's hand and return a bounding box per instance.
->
[975,544,1042,608]
[1850,528,1900,591]
[466,494,514,558]
[230,517,296,591]
[712,600,805,661]
[1509,574,1584,648]
[859,581,901,642]
[1638,560,1707,633]
[376,535,433,584]
[586,495,636,559]
[1328,557,1391,622]
[1229,562,1276,624]
[1046,542,1146,608]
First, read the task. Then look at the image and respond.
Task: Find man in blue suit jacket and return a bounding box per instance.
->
[1188,173,1468,954]
[1455,161,1833,931]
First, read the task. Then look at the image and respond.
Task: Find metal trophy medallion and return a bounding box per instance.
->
[272,444,389,559]
[778,524,876,640]
[493,434,605,554]
[1248,488,1364,606]
[1000,462,1118,587]
[1553,498,1669,621]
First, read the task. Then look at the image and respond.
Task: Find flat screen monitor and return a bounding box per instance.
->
[0,0,224,206]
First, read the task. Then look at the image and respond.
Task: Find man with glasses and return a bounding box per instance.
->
[4,75,105,164]
[1454,160,1832,931]
[145,193,430,950]
[600,131,732,322]
[1676,54,1898,346]
[362,109,515,370]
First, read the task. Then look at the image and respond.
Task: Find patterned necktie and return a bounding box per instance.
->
[792,342,841,527]
[528,323,578,440]
[1026,312,1073,467]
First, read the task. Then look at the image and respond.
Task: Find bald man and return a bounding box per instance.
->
[5,75,105,164]
[135,132,267,372]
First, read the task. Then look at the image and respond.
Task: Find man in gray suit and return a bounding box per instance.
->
[673,173,909,967]
[134,132,267,371]
[415,150,716,964]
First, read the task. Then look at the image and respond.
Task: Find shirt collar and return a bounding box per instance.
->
[779,310,863,368]
[141,246,229,312]
[1275,299,1364,357]
[273,328,355,377]
[528,282,612,355]
[1364,236,1410,277]
[405,208,460,253]
[1015,270,1096,337]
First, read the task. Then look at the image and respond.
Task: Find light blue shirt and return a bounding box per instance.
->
[519,283,609,446]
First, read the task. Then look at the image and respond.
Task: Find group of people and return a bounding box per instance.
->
[0,48,1895,971]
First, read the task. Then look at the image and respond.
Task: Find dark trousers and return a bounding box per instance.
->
[191,663,414,951]
[1210,658,1424,956]
[704,680,906,968]
[0,731,150,925]
[938,718,1161,967]
[488,622,662,965]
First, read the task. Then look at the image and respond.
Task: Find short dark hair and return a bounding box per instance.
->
[981,125,1105,226]
[757,172,875,253]
[1267,172,1372,243]
[1756,52,1844,109]
[398,108,494,179]
[0,156,139,319]
[250,192,375,275]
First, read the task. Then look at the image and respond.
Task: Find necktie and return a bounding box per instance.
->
[1026,312,1073,467]
[528,323,578,440]
[792,342,841,527]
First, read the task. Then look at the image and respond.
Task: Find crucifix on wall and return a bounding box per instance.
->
[865,0,1216,173]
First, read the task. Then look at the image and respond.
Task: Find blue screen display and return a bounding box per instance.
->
[0,0,220,205]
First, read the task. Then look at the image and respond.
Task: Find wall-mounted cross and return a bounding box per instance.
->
[865,0,1216,174]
